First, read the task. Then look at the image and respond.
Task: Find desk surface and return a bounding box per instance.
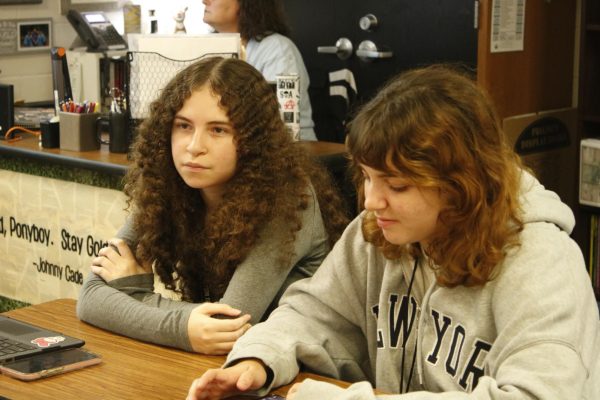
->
[0,136,346,176]
[0,299,347,400]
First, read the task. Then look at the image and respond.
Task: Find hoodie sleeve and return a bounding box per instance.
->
[290,379,460,400]
[225,215,375,393]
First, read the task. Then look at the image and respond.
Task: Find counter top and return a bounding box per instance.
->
[0,136,346,177]
[0,135,129,176]
[1,299,353,399]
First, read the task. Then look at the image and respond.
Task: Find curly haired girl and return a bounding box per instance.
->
[77,57,349,355]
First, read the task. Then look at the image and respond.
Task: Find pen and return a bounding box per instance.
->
[59,100,98,113]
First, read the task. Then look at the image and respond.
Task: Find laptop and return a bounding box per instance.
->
[0,315,84,364]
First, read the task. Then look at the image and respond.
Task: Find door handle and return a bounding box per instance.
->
[317,37,353,60]
[356,40,393,61]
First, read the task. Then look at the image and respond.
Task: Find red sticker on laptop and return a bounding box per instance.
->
[30,336,66,348]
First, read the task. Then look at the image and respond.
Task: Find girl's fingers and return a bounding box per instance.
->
[197,302,243,317]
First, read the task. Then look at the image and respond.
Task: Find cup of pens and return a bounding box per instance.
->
[58,100,100,151]
[94,87,130,153]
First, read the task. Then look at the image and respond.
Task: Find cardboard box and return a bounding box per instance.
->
[503,107,577,211]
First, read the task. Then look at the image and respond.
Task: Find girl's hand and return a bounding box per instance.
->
[90,238,148,282]
[187,302,252,355]
[187,359,268,400]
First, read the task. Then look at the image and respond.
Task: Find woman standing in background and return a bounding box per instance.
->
[202,0,317,141]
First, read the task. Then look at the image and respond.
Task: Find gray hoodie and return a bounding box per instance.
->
[226,172,600,399]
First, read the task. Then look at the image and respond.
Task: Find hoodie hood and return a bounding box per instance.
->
[414,171,579,390]
[518,170,575,234]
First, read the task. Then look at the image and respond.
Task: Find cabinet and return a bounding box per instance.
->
[576,0,600,300]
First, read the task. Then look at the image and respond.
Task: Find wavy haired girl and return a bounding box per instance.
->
[189,64,599,399]
[77,57,349,355]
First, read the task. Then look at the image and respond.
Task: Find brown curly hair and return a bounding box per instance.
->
[347,64,524,287]
[238,0,291,41]
[124,57,348,302]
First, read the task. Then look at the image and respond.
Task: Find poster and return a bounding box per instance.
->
[0,170,127,304]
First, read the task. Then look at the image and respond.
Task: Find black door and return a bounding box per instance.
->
[283,0,478,142]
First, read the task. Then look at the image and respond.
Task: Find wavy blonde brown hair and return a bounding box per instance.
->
[347,64,524,287]
[238,0,291,41]
[124,57,348,301]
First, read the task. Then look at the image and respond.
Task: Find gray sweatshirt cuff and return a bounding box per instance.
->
[226,342,299,394]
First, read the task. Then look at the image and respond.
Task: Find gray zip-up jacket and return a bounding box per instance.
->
[227,172,600,399]
[76,186,330,352]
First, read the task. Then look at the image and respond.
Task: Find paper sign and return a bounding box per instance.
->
[490,0,526,53]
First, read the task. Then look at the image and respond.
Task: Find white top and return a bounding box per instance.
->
[246,33,317,141]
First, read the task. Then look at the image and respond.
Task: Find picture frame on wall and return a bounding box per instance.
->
[17,20,51,52]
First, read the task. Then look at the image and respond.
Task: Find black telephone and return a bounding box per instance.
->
[66,10,127,51]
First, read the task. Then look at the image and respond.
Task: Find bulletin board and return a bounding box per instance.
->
[0,18,52,55]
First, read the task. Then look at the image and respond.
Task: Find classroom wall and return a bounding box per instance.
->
[0,0,209,103]
[0,0,74,103]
